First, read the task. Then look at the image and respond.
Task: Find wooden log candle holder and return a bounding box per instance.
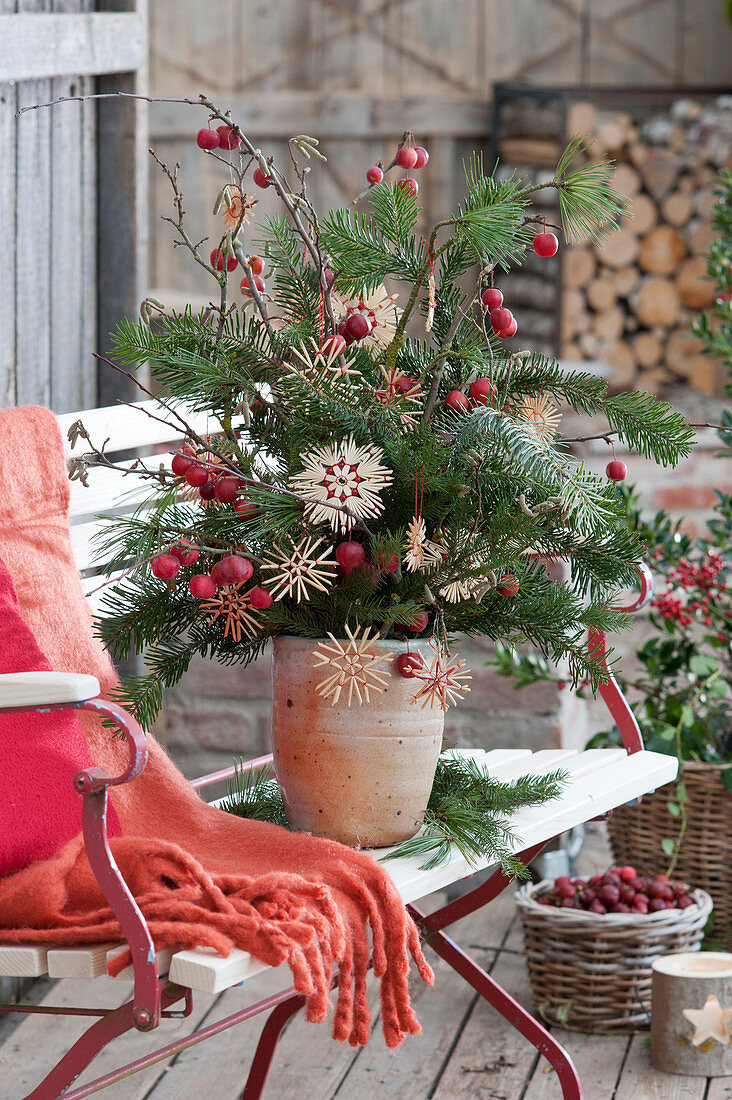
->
[651,953,732,1077]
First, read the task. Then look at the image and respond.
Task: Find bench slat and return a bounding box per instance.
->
[58,401,224,459]
[0,946,48,978]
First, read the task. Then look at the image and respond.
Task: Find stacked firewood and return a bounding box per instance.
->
[496,95,731,394]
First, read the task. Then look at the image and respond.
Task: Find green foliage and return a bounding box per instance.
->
[97,130,695,724]
[382,754,566,872]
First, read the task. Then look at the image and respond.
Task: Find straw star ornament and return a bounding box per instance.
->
[515,394,563,441]
[290,436,393,533]
[312,625,392,706]
[201,583,261,641]
[260,535,337,603]
[289,338,361,384]
[410,651,472,711]
[213,184,256,232]
[403,516,444,573]
[373,367,422,428]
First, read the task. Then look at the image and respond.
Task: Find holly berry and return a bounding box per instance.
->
[496,575,519,597]
[396,652,424,678]
[606,460,627,482]
[234,497,258,519]
[211,555,253,586]
[366,166,384,184]
[196,128,220,150]
[395,146,418,169]
[481,287,503,310]
[533,232,559,257]
[249,586,273,610]
[189,574,217,599]
[214,476,240,504]
[210,249,238,273]
[240,274,266,297]
[444,390,470,414]
[252,167,271,189]
[216,125,241,150]
[469,377,497,407]
[490,306,513,332]
[184,464,209,488]
[170,539,200,566]
[199,480,216,501]
[248,255,264,276]
[413,146,429,169]
[397,178,419,197]
[322,333,346,358]
[336,541,366,571]
[171,451,195,477]
[344,312,371,342]
[499,317,518,338]
[152,554,181,581]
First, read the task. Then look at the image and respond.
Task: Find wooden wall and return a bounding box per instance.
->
[148,0,732,300]
[0,1,148,414]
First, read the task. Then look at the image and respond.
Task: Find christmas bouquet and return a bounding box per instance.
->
[79,98,695,739]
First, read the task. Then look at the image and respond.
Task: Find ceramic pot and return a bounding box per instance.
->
[271,635,444,848]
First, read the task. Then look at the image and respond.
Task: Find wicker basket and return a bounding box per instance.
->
[516,881,713,1032]
[608,761,732,939]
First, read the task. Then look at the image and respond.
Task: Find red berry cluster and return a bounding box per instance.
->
[196,125,241,152]
[444,376,497,415]
[538,866,696,915]
[651,551,726,628]
[366,140,429,196]
[481,287,518,340]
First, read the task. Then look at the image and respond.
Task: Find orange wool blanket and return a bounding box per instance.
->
[0,406,433,1047]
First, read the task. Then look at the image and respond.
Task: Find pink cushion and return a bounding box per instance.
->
[0,559,120,879]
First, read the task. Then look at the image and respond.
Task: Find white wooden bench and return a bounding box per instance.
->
[0,399,679,1100]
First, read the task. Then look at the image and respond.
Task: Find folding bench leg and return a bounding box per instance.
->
[240,992,306,1100]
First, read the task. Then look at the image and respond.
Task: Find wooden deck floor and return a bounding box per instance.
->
[0,824,726,1100]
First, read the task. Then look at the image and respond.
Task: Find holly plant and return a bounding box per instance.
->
[72,96,695,730]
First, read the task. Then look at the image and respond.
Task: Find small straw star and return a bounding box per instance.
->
[312,624,392,706]
[403,516,444,573]
[410,650,472,711]
[373,366,422,427]
[200,583,261,642]
[514,394,563,440]
[261,534,337,603]
[288,338,362,383]
[213,184,256,232]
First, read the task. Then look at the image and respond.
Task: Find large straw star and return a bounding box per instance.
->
[682,994,732,1046]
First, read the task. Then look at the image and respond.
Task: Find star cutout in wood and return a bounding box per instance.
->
[682,995,732,1047]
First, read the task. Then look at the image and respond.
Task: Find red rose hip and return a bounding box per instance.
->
[469,377,497,407]
[606,460,627,482]
[395,146,418,169]
[214,476,240,504]
[413,146,429,169]
[397,177,418,197]
[344,313,371,342]
[249,586,273,609]
[248,255,264,276]
[216,125,241,150]
[481,287,503,310]
[490,307,513,332]
[252,167,271,189]
[533,232,559,257]
[211,555,253,586]
[396,652,424,678]
[184,464,209,488]
[189,574,217,599]
[196,128,220,150]
[152,554,180,581]
[444,390,470,414]
[366,166,384,184]
[210,249,238,273]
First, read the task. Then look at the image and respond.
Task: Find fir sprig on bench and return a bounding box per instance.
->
[220,756,565,876]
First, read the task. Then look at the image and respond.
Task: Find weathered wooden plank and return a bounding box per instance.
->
[15,1,52,406]
[431,904,539,1098]
[79,70,97,407]
[150,93,492,140]
[614,1033,707,1100]
[49,71,85,411]
[586,0,678,84]
[0,77,17,406]
[523,1029,629,1099]
[0,12,145,81]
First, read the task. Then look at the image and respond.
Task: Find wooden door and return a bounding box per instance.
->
[0,0,148,413]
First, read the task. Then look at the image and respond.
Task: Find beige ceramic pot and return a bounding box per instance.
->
[271,635,444,848]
